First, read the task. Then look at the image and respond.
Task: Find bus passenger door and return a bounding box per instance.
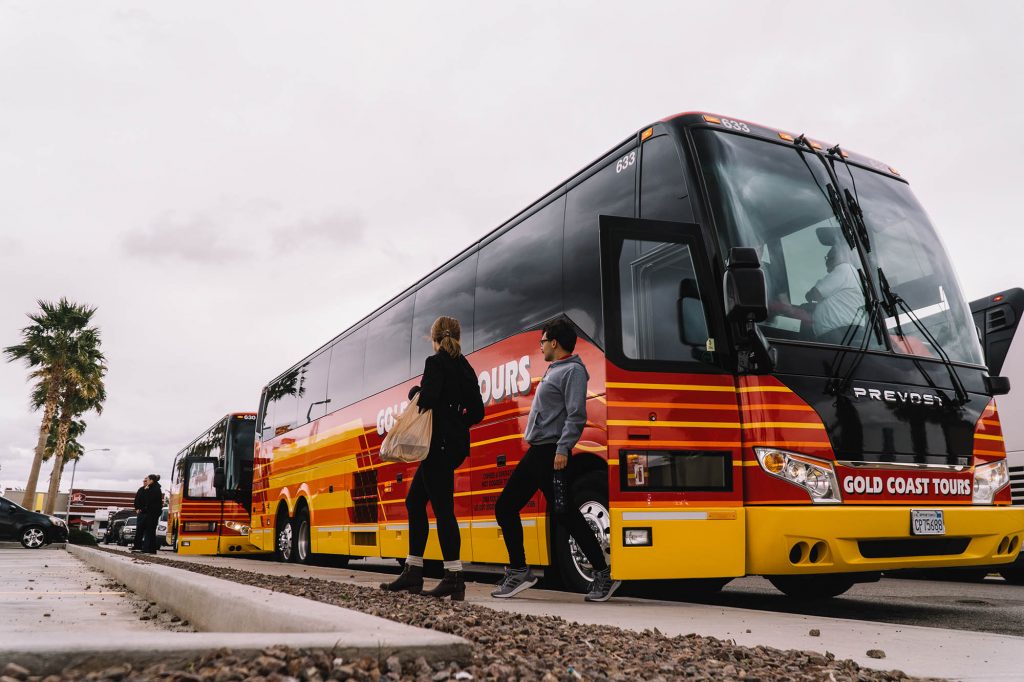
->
[600,216,746,581]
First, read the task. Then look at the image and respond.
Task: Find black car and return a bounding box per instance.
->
[104,508,135,544]
[118,516,138,546]
[0,495,69,548]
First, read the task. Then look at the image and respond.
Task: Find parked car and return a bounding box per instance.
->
[0,494,69,548]
[118,516,138,546]
[156,507,169,548]
[92,507,123,542]
[104,508,135,544]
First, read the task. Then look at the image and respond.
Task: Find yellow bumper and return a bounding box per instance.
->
[745,505,1024,575]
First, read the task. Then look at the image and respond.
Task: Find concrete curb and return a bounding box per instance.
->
[5,545,470,675]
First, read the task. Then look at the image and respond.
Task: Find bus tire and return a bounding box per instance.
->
[275,510,295,563]
[1000,566,1024,585]
[769,574,855,600]
[294,506,313,565]
[553,470,611,594]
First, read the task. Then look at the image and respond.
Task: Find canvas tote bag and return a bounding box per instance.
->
[379,393,433,462]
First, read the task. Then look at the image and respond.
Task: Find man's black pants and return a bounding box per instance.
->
[495,442,608,571]
[406,457,461,562]
[135,512,159,552]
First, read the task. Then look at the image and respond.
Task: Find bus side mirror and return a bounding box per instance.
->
[213,466,226,492]
[723,247,768,324]
[677,278,709,347]
[985,375,1010,396]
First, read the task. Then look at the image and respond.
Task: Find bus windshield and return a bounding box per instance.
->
[694,129,982,365]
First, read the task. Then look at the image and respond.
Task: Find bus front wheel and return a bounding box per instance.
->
[553,470,611,594]
[769,574,855,600]
[1001,566,1024,585]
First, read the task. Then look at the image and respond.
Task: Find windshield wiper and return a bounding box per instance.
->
[877,268,969,406]
[794,135,859,252]
[827,145,871,252]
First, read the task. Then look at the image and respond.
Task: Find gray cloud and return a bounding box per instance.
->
[122,211,248,263]
[271,210,365,252]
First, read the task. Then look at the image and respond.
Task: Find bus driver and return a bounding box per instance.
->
[805,244,865,345]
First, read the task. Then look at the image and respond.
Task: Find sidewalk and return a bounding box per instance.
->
[0,544,169,634]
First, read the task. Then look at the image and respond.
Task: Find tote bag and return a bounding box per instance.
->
[379,393,433,462]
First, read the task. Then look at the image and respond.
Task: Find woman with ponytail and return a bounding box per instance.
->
[380,316,482,600]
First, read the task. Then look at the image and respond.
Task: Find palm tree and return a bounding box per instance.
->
[43,367,107,514]
[3,299,102,509]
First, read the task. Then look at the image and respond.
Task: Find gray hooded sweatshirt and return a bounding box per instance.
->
[524,354,589,454]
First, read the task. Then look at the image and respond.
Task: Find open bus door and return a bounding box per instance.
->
[599,216,747,585]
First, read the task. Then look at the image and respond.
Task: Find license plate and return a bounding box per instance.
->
[911,509,945,536]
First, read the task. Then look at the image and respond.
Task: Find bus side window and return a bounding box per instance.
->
[364,296,415,396]
[268,370,300,436]
[411,254,477,372]
[297,348,332,424]
[326,327,367,411]
[640,135,693,223]
[565,151,636,345]
[258,389,274,442]
[475,197,564,349]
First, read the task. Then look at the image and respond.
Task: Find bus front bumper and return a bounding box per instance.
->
[745,505,1024,575]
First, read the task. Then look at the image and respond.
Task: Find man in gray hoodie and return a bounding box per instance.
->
[491,319,621,602]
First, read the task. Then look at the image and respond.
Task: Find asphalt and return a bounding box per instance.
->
[0,543,469,676]
[138,548,1024,682]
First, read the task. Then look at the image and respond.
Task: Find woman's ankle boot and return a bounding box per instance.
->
[380,564,423,594]
[423,570,465,601]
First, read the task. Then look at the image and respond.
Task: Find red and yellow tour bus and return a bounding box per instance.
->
[168,413,260,555]
[248,112,1023,598]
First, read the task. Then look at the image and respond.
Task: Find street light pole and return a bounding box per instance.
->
[65,447,111,521]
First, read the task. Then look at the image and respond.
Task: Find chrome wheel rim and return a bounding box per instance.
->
[297,519,310,562]
[277,522,293,561]
[568,499,611,583]
[24,528,45,548]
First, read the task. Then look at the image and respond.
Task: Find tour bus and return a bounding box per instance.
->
[168,413,263,555]
[971,288,1024,583]
[250,111,1023,598]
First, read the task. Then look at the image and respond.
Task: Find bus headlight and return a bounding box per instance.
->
[224,520,251,535]
[755,448,842,504]
[972,460,1010,505]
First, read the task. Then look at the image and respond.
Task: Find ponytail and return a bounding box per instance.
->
[431,316,462,359]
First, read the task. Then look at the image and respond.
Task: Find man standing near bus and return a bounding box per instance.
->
[492,319,621,602]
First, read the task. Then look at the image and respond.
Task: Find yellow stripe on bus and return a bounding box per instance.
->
[974,434,1005,441]
[608,419,740,428]
[742,422,826,430]
[606,382,736,392]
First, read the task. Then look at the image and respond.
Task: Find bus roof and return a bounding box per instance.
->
[261,110,906,388]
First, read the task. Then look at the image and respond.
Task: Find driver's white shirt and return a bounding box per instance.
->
[812,262,864,337]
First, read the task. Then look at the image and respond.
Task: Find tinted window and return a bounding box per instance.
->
[258,389,273,441]
[296,349,332,424]
[364,297,415,395]
[267,367,301,436]
[640,135,693,223]
[476,197,565,348]
[327,327,367,409]
[412,254,477,372]
[565,153,636,345]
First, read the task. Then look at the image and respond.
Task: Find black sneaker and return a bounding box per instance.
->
[490,567,538,598]
[584,568,621,602]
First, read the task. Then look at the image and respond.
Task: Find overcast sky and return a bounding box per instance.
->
[2,1,1022,494]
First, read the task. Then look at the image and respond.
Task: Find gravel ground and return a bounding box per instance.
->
[33,549,939,682]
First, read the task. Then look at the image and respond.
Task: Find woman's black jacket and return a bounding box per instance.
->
[413,351,477,468]
[139,483,163,516]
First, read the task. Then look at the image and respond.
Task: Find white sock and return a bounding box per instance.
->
[443,560,463,572]
[406,555,424,567]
